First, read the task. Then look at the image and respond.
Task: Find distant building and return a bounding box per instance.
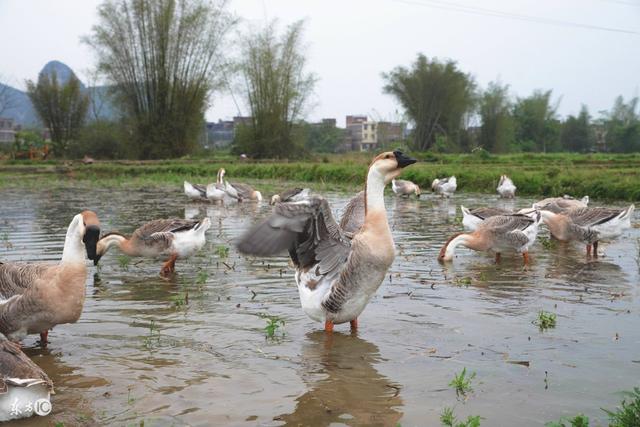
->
[205,120,235,149]
[377,121,405,146]
[0,118,16,145]
[345,115,378,151]
[233,116,253,127]
[320,118,337,127]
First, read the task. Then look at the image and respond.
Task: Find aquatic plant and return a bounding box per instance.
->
[196,270,208,285]
[142,320,161,350]
[170,292,189,308]
[604,387,640,427]
[440,407,481,427]
[449,367,476,397]
[535,310,557,331]
[539,236,557,250]
[264,315,286,339]
[215,245,230,258]
[545,414,589,427]
[117,254,131,271]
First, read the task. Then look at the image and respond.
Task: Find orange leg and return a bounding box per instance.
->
[593,241,599,258]
[160,254,178,277]
[586,244,592,257]
[522,251,530,265]
[495,252,501,263]
[39,330,49,347]
[324,320,334,333]
[350,318,358,330]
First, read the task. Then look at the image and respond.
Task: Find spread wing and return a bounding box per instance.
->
[0,334,53,393]
[339,191,365,235]
[568,207,624,227]
[133,219,201,249]
[236,197,351,275]
[0,263,51,299]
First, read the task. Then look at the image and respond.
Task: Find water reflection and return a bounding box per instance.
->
[277,332,403,427]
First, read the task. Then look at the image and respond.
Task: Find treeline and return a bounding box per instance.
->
[383,54,640,154]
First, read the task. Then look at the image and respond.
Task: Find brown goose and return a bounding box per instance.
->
[236,151,416,332]
[95,218,211,276]
[0,211,100,345]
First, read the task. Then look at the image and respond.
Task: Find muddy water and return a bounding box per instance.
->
[0,185,638,427]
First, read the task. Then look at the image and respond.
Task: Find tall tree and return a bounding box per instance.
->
[26,71,89,156]
[382,54,476,151]
[478,81,514,153]
[560,106,592,152]
[85,0,235,159]
[512,90,560,152]
[602,96,640,153]
[235,20,316,159]
[0,75,16,117]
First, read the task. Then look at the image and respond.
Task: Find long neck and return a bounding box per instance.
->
[100,234,128,255]
[364,167,386,216]
[217,170,225,185]
[61,218,85,264]
[440,233,471,261]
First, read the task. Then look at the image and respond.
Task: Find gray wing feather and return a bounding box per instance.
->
[470,207,511,220]
[0,263,50,298]
[568,207,623,226]
[229,182,255,199]
[481,214,535,233]
[133,219,200,250]
[339,191,365,235]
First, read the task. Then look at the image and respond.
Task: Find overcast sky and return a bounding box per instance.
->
[1,0,638,126]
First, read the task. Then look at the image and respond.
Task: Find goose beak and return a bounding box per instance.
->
[93,253,102,266]
[393,151,416,168]
[83,225,100,261]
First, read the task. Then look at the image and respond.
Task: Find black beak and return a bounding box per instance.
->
[83,225,100,261]
[394,150,417,168]
[93,253,102,266]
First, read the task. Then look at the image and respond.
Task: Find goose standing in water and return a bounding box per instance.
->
[95,218,210,277]
[431,176,457,197]
[0,333,53,421]
[218,168,262,202]
[183,181,207,200]
[392,179,421,197]
[439,212,541,265]
[540,205,634,257]
[0,211,100,346]
[270,188,311,205]
[460,206,512,231]
[236,151,416,332]
[206,168,241,202]
[497,175,516,198]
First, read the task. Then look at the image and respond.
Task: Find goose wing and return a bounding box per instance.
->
[279,188,304,202]
[133,219,202,249]
[192,183,207,196]
[481,214,536,233]
[236,197,351,275]
[229,182,255,199]
[568,207,625,227]
[470,207,511,220]
[0,333,53,392]
[0,263,50,298]
[339,191,365,235]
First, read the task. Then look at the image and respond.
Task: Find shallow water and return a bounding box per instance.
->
[1,185,638,427]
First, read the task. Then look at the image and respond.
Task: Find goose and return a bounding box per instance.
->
[0,211,100,345]
[0,333,53,421]
[94,218,211,276]
[497,175,516,198]
[431,176,457,197]
[439,211,541,265]
[183,181,207,200]
[270,188,311,205]
[392,179,420,197]
[236,151,416,332]
[532,195,589,213]
[461,206,512,231]
[219,168,262,202]
[539,205,634,257]
[206,169,241,202]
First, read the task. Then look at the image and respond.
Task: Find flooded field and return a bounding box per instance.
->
[1,184,638,426]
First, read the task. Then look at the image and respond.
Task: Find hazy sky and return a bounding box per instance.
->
[1,0,638,126]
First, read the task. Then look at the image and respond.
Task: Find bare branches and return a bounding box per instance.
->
[0,75,17,117]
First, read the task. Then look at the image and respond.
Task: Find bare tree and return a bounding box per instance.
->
[0,75,17,117]
[235,20,317,158]
[84,68,108,122]
[84,0,236,159]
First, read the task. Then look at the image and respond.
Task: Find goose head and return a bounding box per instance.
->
[431,178,440,191]
[414,185,421,196]
[270,194,281,205]
[81,210,101,261]
[370,150,416,184]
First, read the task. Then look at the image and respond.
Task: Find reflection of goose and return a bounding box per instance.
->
[0,211,100,345]
[236,151,416,332]
[431,176,457,197]
[277,332,403,427]
[540,205,635,257]
[95,218,210,277]
[0,333,53,421]
[497,175,516,198]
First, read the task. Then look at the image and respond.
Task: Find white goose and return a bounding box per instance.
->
[392,179,421,197]
[0,333,53,421]
[219,168,263,202]
[497,175,516,198]
[206,168,241,202]
[236,151,416,332]
[431,176,457,197]
[183,181,207,200]
[0,211,100,345]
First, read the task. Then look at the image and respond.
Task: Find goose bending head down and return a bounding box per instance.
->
[497,175,516,198]
[236,150,416,332]
[270,188,311,205]
[439,212,541,265]
[392,179,421,197]
[0,211,100,345]
[94,218,211,277]
[432,176,457,197]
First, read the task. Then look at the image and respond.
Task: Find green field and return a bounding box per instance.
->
[1,152,639,201]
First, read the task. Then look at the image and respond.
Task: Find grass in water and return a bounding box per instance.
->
[215,245,229,258]
[535,310,557,331]
[142,320,161,350]
[449,367,476,398]
[440,407,481,427]
[603,387,640,427]
[170,292,189,308]
[264,316,286,339]
[117,254,131,271]
[539,236,557,250]
[196,270,208,285]
[545,414,589,427]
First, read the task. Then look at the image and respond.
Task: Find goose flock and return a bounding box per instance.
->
[0,151,636,421]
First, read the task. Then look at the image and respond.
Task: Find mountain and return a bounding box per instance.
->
[0,60,115,126]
